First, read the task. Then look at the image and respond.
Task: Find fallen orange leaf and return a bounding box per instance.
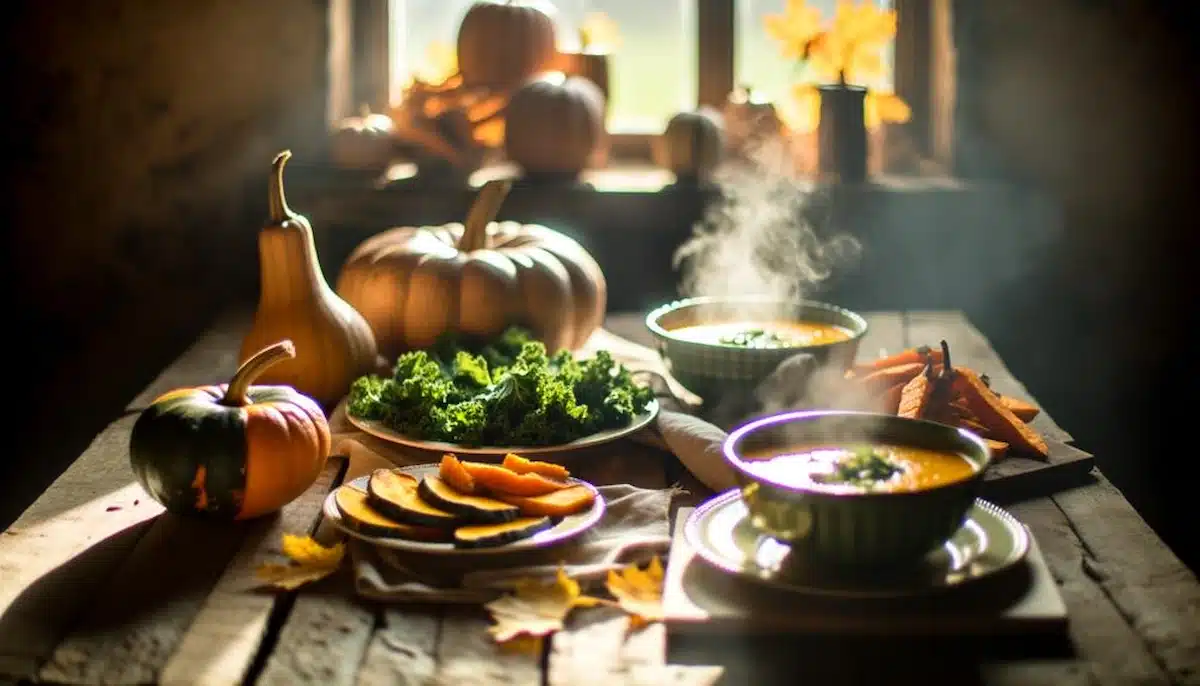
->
[484,568,604,646]
[605,556,665,630]
[255,534,345,591]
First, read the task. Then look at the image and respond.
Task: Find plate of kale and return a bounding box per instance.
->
[345,327,659,456]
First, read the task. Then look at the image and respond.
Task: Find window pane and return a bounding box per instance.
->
[389,0,696,134]
[736,0,894,121]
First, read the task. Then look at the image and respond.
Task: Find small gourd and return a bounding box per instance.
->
[504,73,606,178]
[240,150,380,409]
[654,108,725,183]
[329,105,398,172]
[129,340,331,520]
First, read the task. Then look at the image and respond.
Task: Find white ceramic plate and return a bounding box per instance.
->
[684,490,1030,599]
[345,399,659,458]
[322,463,606,556]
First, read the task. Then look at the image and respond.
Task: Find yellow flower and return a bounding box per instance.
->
[821,0,896,84]
[786,84,910,132]
[764,0,824,61]
[865,90,911,129]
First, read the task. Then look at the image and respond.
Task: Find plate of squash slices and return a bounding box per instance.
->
[323,453,606,555]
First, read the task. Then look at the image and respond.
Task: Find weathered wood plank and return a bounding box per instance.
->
[0,416,163,680]
[126,311,249,411]
[855,311,908,361]
[1002,496,1171,685]
[905,310,1073,443]
[1051,477,1200,686]
[37,513,249,684]
[157,458,343,686]
[433,607,540,686]
[254,573,376,686]
[355,607,441,686]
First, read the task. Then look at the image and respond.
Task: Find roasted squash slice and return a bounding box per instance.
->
[501,453,571,481]
[438,454,478,494]
[998,395,1040,422]
[367,469,459,528]
[495,484,596,517]
[453,516,553,548]
[334,485,449,541]
[460,461,567,497]
[418,476,519,523]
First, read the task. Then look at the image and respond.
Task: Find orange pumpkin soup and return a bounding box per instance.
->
[669,320,854,348]
[741,443,978,494]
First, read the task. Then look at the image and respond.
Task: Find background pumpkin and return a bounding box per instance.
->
[456,0,559,90]
[240,151,380,409]
[654,108,726,182]
[129,340,332,521]
[329,105,397,171]
[504,74,606,177]
[335,179,606,357]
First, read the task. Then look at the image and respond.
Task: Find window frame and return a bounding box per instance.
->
[332,0,955,173]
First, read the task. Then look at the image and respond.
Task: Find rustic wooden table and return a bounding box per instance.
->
[1,311,1196,686]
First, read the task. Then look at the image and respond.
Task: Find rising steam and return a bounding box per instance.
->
[673,138,863,307]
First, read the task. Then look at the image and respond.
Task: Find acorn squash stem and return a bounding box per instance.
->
[222,340,297,406]
[268,150,296,223]
[459,178,513,252]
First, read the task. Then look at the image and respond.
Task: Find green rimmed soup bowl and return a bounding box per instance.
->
[645,296,869,406]
[724,410,994,569]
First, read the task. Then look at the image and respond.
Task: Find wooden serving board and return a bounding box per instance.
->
[662,508,1069,642]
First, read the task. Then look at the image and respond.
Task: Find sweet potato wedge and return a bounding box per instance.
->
[896,366,936,419]
[495,484,596,517]
[984,439,1009,460]
[461,461,568,497]
[858,362,930,392]
[952,369,1049,459]
[880,382,906,414]
[439,454,478,494]
[854,345,946,374]
[999,395,1040,422]
[501,453,571,481]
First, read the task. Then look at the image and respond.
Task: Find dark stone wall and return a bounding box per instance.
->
[953,0,1199,568]
[1,0,332,527]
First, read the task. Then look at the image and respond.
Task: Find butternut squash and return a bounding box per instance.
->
[239,151,380,409]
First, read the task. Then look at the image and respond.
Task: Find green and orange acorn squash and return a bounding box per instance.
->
[129,340,332,520]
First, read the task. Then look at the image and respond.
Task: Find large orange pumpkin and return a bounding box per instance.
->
[456,0,559,90]
[335,179,607,357]
[505,74,606,177]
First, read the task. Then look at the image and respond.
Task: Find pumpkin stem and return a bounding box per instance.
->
[268,150,296,224]
[939,339,954,379]
[222,340,297,406]
[459,178,513,252]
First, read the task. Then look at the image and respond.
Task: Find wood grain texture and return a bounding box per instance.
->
[548,609,630,686]
[158,458,343,686]
[433,607,540,686]
[254,574,375,686]
[1052,477,1200,685]
[0,416,163,680]
[355,607,441,686]
[37,512,249,684]
[1006,497,1171,685]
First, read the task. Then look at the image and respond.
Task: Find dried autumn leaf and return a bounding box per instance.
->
[485,568,603,644]
[605,556,665,629]
[255,534,345,591]
[865,91,912,129]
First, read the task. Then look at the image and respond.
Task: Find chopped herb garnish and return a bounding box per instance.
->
[813,447,905,490]
[718,328,795,348]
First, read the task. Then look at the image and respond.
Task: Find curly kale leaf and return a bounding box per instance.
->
[345,327,655,446]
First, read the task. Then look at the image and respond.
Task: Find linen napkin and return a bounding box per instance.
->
[328,437,676,603]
